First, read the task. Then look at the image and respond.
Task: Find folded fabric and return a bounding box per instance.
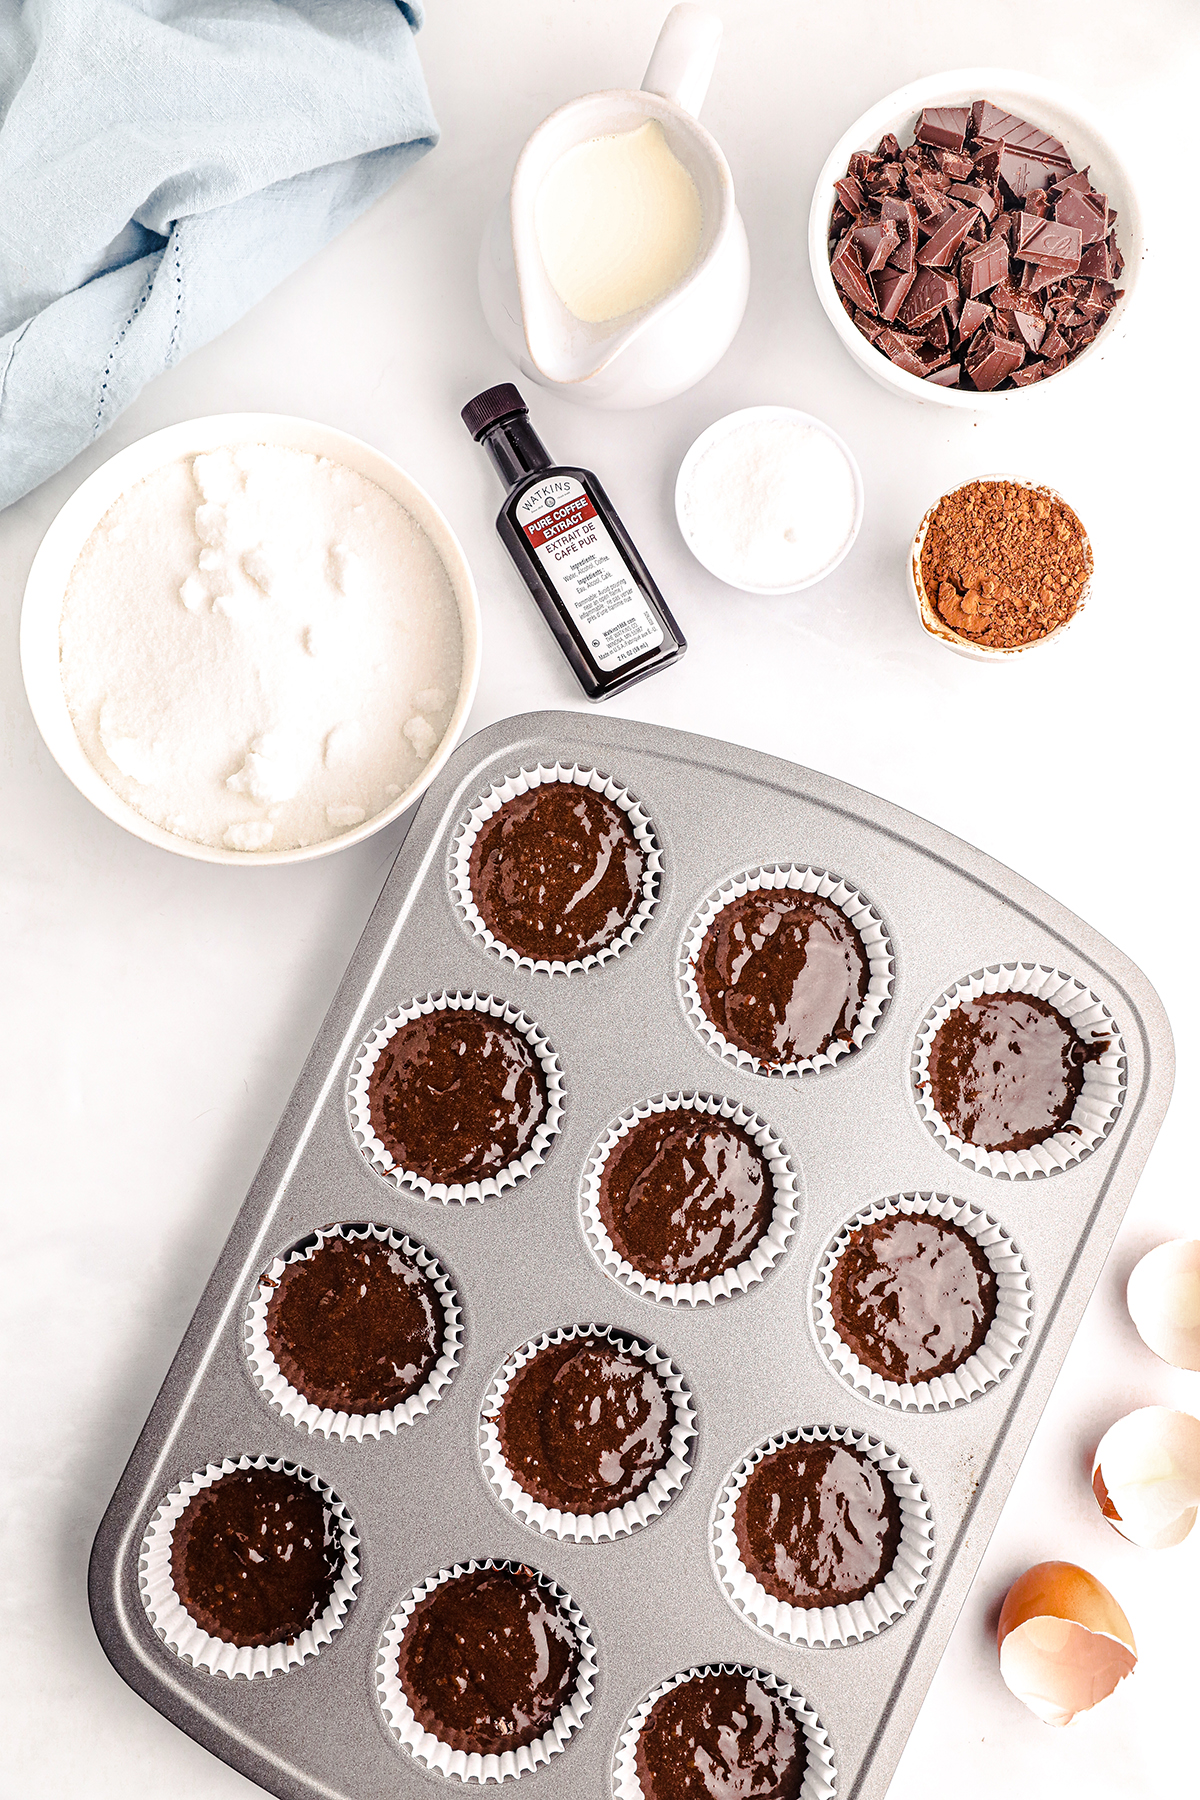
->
[0,0,438,510]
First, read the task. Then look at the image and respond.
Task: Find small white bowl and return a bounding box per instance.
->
[808,68,1143,409]
[20,414,482,865]
[674,405,864,594]
[909,473,1091,660]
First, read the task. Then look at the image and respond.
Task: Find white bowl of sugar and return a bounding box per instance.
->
[674,406,863,594]
[21,414,482,865]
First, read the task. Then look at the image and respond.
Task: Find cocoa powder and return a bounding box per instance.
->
[919,479,1091,649]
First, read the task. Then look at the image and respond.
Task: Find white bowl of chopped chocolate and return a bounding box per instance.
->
[909,475,1093,658]
[808,69,1142,405]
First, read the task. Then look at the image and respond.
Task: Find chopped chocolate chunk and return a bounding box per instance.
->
[918,204,978,267]
[1015,213,1083,273]
[830,233,876,311]
[873,263,916,321]
[926,363,962,386]
[1012,308,1047,353]
[965,328,1025,390]
[853,218,901,271]
[959,235,1010,296]
[949,181,998,220]
[1054,186,1107,244]
[899,266,957,328]
[915,105,971,152]
[940,150,976,180]
[956,296,992,340]
[880,196,918,270]
[877,326,935,376]
[972,104,1071,168]
[997,149,1063,200]
[833,174,865,215]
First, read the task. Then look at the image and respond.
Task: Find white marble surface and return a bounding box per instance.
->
[2,1,1198,1792]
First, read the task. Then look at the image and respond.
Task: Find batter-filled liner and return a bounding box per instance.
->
[244,1223,462,1440]
[479,1323,695,1541]
[812,1194,1032,1410]
[138,1455,360,1678]
[348,990,564,1201]
[580,1092,800,1306]
[712,1424,933,1646]
[679,864,893,1077]
[912,963,1125,1178]
[376,1557,596,1783]
[451,763,662,975]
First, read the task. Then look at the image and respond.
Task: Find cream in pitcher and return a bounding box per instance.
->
[534,119,703,323]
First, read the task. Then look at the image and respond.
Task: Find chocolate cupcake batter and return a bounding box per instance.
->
[170,1467,340,1647]
[829,1214,996,1384]
[468,783,646,962]
[635,1671,807,1800]
[264,1230,442,1414]
[496,1333,672,1513]
[367,1007,548,1185]
[597,1111,775,1285]
[694,889,870,1066]
[396,1564,580,1757]
[734,1440,902,1610]
[925,992,1104,1153]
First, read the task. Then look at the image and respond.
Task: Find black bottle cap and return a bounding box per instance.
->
[461,383,528,440]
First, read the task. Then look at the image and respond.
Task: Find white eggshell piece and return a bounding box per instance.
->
[999,1616,1137,1727]
[1127,1240,1200,1370]
[1092,1406,1200,1549]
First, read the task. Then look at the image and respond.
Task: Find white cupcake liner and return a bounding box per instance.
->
[812,1194,1033,1412]
[580,1093,800,1307]
[912,963,1126,1179]
[244,1223,462,1441]
[679,864,894,1078]
[348,991,565,1202]
[450,763,662,976]
[712,1424,933,1647]
[138,1454,360,1678]
[479,1323,696,1542]
[613,1663,837,1800]
[376,1558,597,1783]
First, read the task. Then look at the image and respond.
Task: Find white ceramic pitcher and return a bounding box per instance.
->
[478,4,750,410]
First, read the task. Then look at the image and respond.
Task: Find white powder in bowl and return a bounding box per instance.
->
[678,412,861,592]
[59,444,464,853]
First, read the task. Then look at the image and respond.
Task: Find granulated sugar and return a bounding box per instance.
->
[679,412,860,592]
[59,445,463,852]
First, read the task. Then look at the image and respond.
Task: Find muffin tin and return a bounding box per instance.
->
[89,710,1173,1800]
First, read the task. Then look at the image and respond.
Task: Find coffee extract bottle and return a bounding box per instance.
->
[461,383,686,700]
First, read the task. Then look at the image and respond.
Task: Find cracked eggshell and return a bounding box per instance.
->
[1092,1407,1200,1549]
[1127,1240,1200,1371]
[997,1562,1136,1727]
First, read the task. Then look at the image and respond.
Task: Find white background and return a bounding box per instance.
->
[2,2,1198,1794]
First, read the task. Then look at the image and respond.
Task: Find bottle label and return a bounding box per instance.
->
[517,476,664,672]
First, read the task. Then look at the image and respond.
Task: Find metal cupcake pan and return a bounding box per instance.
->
[90,710,1173,1800]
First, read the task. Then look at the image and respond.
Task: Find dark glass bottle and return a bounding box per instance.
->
[461,383,687,700]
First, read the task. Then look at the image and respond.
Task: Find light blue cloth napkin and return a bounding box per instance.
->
[0,0,438,509]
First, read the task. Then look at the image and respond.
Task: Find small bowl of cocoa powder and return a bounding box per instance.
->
[909,475,1092,659]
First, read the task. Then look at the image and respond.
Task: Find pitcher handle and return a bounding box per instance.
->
[641,3,722,119]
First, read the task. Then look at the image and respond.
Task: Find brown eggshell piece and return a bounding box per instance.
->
[997,1561,1136,1726]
